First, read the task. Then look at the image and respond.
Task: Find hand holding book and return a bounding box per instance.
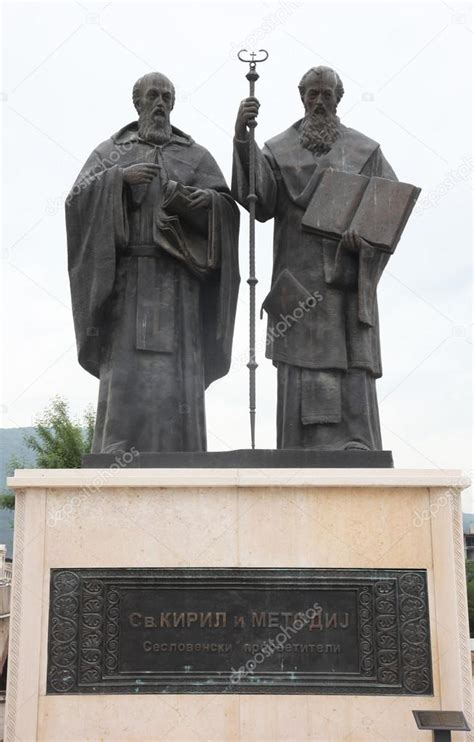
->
[162,181,210,236]
[154,181,215,277]
[187,188,211,210]
[339,229,374,254]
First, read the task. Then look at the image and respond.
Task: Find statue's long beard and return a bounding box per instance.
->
[299,111,340,154]
[138,111,172,145]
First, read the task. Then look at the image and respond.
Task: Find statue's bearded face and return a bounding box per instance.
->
[299,72,340,154]
[137,76,174,145]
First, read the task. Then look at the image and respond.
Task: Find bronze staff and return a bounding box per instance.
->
[237,48,268,449]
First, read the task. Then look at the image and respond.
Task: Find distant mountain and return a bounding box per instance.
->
[0,427,36,557]
[0,427,35,473]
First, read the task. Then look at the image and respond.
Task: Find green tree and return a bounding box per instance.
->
[25,396,95,468]
[0,397,95,510]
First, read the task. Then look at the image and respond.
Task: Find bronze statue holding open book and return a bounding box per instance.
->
[66,72,240,453]
[233,65,420,451]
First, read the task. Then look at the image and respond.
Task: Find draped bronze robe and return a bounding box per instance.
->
[232,121,397,450]
[67,122,239,453]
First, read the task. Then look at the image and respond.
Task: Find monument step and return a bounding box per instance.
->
[82,448,394,469]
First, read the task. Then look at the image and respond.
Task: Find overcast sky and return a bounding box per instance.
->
[2,0,472,504]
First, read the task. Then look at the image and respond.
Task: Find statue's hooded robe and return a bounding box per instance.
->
[67,122,240,453]
[232,121,397,450]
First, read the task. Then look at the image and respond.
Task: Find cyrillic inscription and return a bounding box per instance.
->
[47,568,432,695]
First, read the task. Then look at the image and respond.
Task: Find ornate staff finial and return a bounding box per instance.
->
[237,49,269,70]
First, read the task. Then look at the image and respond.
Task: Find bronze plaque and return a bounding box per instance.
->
[47,568,432,695]
[413,710,470,731]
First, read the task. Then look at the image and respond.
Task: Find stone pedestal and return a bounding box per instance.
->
[5,468,472,741]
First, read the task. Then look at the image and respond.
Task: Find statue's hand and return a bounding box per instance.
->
[235,97,260,139]
[188,189,211,210]
[339,230,372,253]
[122,163,161,185]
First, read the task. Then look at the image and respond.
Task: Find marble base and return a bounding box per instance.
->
[5,467,472,742]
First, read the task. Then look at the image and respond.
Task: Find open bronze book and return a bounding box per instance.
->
[302,169,421,254]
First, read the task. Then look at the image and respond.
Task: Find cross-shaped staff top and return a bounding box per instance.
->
[237,49,269,70]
